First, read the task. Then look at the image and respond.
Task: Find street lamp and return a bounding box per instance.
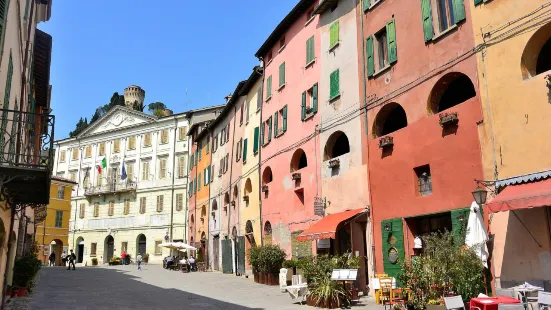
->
[472,186,488,205]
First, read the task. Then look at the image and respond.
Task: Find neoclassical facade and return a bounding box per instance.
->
[53,105,219,265]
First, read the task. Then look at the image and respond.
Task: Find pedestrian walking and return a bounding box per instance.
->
[121,250,127,265]
[136,253,143,271]
[61,251,67,267]
[67,249,76,270]
[49,251,56,266]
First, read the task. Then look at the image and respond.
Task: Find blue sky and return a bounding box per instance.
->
[38,1,297,139]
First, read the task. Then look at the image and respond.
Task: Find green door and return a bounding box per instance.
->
[381,218,405,280]
[221,239,233,273]
[237,236,246,275]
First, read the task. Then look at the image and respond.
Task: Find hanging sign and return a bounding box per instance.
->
[317,239,330,249]
[331,269,358,281]
[314,197,325,216]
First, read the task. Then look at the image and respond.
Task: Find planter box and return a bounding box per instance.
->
[243,195,249,202]
[379,136,394,148]
[328,158,340,168]
[261,185,269,192]
[439,112,459,127]
[259,272,266,285]
[17,287,27,297]
[292,172,301,180]
[426,305,446,310]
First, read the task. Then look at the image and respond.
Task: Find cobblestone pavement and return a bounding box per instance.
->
[26,265,378,310]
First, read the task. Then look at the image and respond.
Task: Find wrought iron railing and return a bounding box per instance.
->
[85,180,137,196]
[0,108,54,170]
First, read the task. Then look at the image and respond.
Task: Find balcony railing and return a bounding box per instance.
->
[85,180,137,196]
[0,108,55,206]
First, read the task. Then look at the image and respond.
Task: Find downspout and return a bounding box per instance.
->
[169,118,177,242]
[228,102,238,275]
[256,68,265,246]
[73,140,83,251]
[183,119,191,242]
[205,129,212,269]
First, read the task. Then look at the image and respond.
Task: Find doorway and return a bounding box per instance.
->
[136,234,146,257]
[213,235,220,271]
[104,235,114,263]
[76,237,84,263]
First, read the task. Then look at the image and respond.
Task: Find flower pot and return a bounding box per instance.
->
[349,288,359,301]
[253,272,259,283]
[426,305,446,310]
[17,287,27,297]
[259,272,266,285]
[6,287,11,296]
[306,295,316,306]
[271,273,279,286]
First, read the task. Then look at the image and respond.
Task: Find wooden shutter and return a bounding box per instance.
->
[108,201,114,216]
[366,36,374,76]
[0,0,7,42]
[279,62,285,87]
[253,127,259,153]
[210,165,214,182]
[306,36,314,64]
[226,123,230,142]
[79,203,85,219]
[206,165,211,184]
[306,37,311,64]
[246,100,250,122]
[266,76,272,98]
[421,0,434,42]
[312,84,319,113]
[243,139,248,162]
[261,123,265,145]
[363,0,370,11]
[160,159,166,179]
[274,111,279,137]
[179,157,185,177]
[474,0,482,5]
[330,21,339,48]
[301,91,306,121]
[381,218,405,281]
[282,105,288,132]
[127,164,133,181]
[257,87,262,110]
[94,203,99,217]
[453,0,466,23]
[268,116,272,142]
[198,173,201,190]
[451,208,470,245]
[386,19,397,64]
[114,139,120,152]
[225,154,229,173]
[330,70,340,99]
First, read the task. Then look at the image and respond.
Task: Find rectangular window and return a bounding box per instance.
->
[160,129,169,144]
[140,197,146,214]
[178,127,187,140]
[330,70,340,100]
[159,158,167,179]
[240,104,244,125]
[144,133,152,147]
[83,169,89,188]
[256,87,262,111]
[122,242,128,253]
[99,142,106,155]
[55,210,63,227]
[206,137,210,154]
[124,199,130,215]
[219,158,224,176]
[204,166,210,186]
[79,203,85,219]
[114,139,120,153]
[243,138,248,163]
[306,36,315,64]
[155,241,162,254]
[85,146,92,158]
[302,84,318,120]
[96,170,102,186]
[108,201,115,216]
[72,148,78,160]
[178,157,186,178]
[213,135,218,152]
[330,21,339,49]
[225,154,229,174]
[246,101,250,123]
[142,161,150,181]
[279,62,286,87]
[415,165,433,196]
[93,202,99,217]
[375,28,388,70]
[156,195,164,212]
[236,139,242,162]
[437,0,455,32]
[57,186,65,199]
[274,106,288,137]
[127,163,134,181]
[60,151,66,162]
[176,193,184,211]
[128,136,136,150]
[70,171,77,182]
[279,36,286,50]
[91,243,97,256]
[253,127,260,154]
[266,75,272,99]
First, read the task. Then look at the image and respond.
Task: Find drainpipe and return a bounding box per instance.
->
[169,118,177,242]
[206,129,212,269]
[73,140,83,251]
[227,100,238,274]
[1,205,16,310]
[256,68,265,246]
[183,118,191,243]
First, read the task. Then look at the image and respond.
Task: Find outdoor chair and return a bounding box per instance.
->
[444,296,465,310]
[496,288,517,298]
[379,277,394,310]
[538,291,551,310]
[498,304,525,310]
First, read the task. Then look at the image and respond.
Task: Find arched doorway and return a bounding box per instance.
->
[51,239,63,266]
[104,235,114,263]
[263,221,272,246]
[200,232,206,263]
[136,234,146,257]
[76,237,84,263]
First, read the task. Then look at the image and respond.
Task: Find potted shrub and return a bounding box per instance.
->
[91,257,98,266]
[143,253,149,263]
[260,245,286,286]
[379,136,394,148]
[248,247,261,283]
[13,252,41,298]
[6,285,11,296]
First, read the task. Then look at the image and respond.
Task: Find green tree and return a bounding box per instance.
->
[148,102,166,113]
[69,117,89,137]
[132,100,145,112]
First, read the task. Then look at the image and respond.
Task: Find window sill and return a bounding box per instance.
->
[275,131,285,138]
[431,24,458,42]
[154,253,162,256]
[277,83,286,91]
[305,15,315,27]
[329,93,341,103]
[278,44,286,53]
[303,112,315,122]
[265,95,272,102]
[373,64,392,78]
[305,58,316,69]
[367,0,383,11]
[328,42,340,53]
[263,140,271,147]
[254,151,259,155]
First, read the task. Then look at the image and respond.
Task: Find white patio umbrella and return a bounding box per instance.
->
[465,201,489,268]
[158,242,180,249]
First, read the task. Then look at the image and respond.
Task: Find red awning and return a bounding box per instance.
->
[486,178,551,213]
[296,208,367,241]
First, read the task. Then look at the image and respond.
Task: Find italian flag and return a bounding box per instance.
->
[97,157,107,174]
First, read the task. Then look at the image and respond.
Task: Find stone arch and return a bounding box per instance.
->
[246,220,254,234]
[373,103,408,138]
[104,235,114,264]
[233,185,239,202]
[76,236,84,263]
[262,166,273,184]
[50,239,63,266]
[521,22,551,79]
[136,234,146,257]
[290,148,308,172]
[428,72,476,113]
[324,131,350,160]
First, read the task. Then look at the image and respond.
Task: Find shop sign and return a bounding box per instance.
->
[43,245,50,256]
[317,239,330,249]
[314,197,325,216]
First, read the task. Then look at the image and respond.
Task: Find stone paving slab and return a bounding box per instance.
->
[25,265,379,310]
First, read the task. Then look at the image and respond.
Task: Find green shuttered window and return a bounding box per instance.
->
[381,218,405,281]
[268,116,272,141]
[198,173,201,190]
[386,19,397,64]
[366,36,374,77]
[453,0,466,23]
[312,84,318,113]
[474,0,483,5]
[363,0,370,11]
[273,111,279,137]
[330,21,339,49]
[0,0,7,45]
[421,0,434,42]
[266,75,272,99]
[243,138,248,162]
[279,62,286,87]
[306,36,315,64]
[282,105,288,132]
[253,127,259,153]
[330,70,340,100]
[301,92,307,121]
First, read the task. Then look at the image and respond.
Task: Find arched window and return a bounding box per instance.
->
[373,103,408,137]
[262,167,273,185]
[324,131,350,160]
[521,22,551,79]
[290,148,308,172]
[191,214,194,224]
[428,72,476,113]
[244,178,252,195]
[232,226,238,238]
[246,220,253,234]
[212,200,218,211]
[201,206,206,217]
[263,221,272,245]
[224,192,230,205]
[233,185,239,200]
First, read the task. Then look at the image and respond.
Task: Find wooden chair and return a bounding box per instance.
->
[375,273,389,278]
[379,277,393,310]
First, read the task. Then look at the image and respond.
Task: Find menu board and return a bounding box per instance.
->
[331,269,358,281]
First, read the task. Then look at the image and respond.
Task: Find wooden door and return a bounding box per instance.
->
[213,236,220,270]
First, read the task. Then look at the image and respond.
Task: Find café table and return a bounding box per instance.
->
[470,296,521,310]
[286,283,308,304]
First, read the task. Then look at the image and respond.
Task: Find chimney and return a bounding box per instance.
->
[224,94,233,104]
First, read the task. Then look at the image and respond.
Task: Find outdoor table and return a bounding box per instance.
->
[515,283,543,303]
[286,283,308,303]
[471,296,521,310]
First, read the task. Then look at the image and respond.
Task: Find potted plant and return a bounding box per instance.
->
[379,136,394,148]
[439,112,459,127]
[91,257,98,266]
[13,252,41,298]
[292,172,301,180]
[263,245,286,286]
[248,247,261,283]
[261,185,269,192]
[328,158,340,168]
[143,253,149,263]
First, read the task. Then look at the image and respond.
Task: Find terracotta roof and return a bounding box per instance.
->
[51,176,77,185]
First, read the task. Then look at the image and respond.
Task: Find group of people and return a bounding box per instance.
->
[48,250,76,270]
[163,255,196,272]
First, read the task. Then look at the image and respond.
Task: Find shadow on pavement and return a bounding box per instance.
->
[28,267,265,310]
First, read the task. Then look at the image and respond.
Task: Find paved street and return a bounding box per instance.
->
[26,265,375,310]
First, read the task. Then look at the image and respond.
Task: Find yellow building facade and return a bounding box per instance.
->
[470,0,551,289]
[36,177,75,265]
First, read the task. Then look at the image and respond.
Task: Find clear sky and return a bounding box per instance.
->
[38,0,297,139]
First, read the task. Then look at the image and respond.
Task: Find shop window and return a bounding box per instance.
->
[290,149,308,172]
[373,103,408,137]
[415,165,433,196]
[429,72,475,113]
[324,131,350,160]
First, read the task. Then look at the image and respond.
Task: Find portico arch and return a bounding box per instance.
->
[104,235,114,264]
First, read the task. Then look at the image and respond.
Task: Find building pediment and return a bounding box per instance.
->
[78,106,157,138]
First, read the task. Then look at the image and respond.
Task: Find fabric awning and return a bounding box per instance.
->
[486,178,551,213]
[296,208,367,241]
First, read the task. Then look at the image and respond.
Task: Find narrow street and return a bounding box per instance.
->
[24,266,373,310]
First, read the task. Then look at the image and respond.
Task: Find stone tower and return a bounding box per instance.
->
[124,85,145,108]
